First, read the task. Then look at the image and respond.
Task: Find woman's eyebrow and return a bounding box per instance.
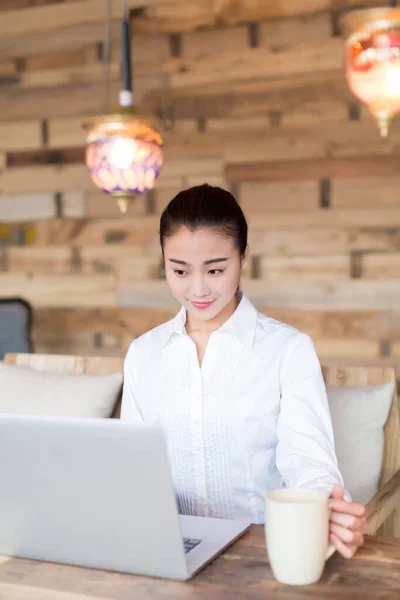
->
[204,258,229,265]
[168,257,229,266]
[168,259,188,265]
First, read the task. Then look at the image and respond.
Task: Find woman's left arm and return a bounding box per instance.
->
[276,333,367,558]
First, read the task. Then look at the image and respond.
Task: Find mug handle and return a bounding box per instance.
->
[326,506,335,560]
[326,542,336,560]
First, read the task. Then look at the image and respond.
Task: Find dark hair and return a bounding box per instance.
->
[159,184,248,256]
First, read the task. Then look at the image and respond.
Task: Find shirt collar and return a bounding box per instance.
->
[162,292,258,349]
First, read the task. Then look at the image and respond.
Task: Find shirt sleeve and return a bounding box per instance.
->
[120,341,144,422]
[276,333,351,501]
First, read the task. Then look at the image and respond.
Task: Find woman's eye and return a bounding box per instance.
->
[174,270,187,277]
[208,269,224,276]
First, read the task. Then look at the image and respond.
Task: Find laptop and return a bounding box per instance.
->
[0,414,251,580]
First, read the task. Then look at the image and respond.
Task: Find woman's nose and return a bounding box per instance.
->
[191,276,210,298]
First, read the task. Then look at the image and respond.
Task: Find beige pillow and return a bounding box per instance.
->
[0,362,122,418]
[327,382,394,505]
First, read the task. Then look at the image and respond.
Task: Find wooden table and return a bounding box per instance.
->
[0,526,399,600]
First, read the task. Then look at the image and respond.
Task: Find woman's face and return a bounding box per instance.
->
[163,226,248,322]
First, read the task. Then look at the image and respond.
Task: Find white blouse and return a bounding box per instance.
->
[121,293,346,524]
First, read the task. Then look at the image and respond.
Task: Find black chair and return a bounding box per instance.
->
[0,298,33,360]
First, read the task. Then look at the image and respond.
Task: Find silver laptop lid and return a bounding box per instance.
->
[0,415,189,580]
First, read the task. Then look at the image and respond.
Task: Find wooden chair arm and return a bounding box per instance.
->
[366,469,400,535]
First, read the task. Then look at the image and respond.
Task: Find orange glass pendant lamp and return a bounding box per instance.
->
[342,4,400,137]
[84,4,163,213]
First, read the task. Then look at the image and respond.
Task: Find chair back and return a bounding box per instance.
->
[0,299,33,360]
[321,365,399,491]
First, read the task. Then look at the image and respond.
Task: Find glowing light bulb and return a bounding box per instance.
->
[109,137,138,169]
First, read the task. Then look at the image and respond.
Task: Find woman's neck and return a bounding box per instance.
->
[185,294,239,334]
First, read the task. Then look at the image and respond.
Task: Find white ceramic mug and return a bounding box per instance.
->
[264,488,335,585]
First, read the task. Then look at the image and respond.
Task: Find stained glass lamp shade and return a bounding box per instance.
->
[85,112,163,213]
[342,7,400,137]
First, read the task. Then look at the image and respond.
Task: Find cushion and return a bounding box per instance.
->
[327,382,394,505]
[0,362,122,418]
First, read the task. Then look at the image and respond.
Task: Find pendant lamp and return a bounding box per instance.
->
[84,1,164,213]
[341,2,400,137]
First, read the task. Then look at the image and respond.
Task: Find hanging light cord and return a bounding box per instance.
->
[150,5,172,129]
[102,0,112,113]
[121,0,132,96]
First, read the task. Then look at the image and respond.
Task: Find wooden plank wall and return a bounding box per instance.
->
[1,0,400,369]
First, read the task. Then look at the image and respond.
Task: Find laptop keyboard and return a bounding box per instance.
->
[183,538,202,553]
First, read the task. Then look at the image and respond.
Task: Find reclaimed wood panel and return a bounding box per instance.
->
[0,273,116,307]
[226,156,400,183]
[0,193,56,222]
[240,181,319,214]
[249,208,400,230]
[79,246,145,270]
[264,310,397,340]
[17,63,120,90]
[62,191,85,218]
[0,22,116,61]
[314,338,381,359]
[259,255,350,281]
[159,156,224,179]
[166,121,400,162]
[250,229,348,256]
[282,102,350,128]
[116,256,162,281]
[33,218,158,247]
[0,120,41,151]
[182,24,249,60]
[136,0,379,32]
[206,116,270,133]
[251,229,400,256]
[80,248,159,281]
[259,13,331,48]
[332,177,400,208]
[348,230,400,253]
[164,127,325,162]
[24,48,88,71]
[48,117,87,149]
[0,165,93,194]
[0,81,121,122]
[32,331,109,356]
[166,38,343,89]
[362,253,400,279]
[7,246,73,273]
[0,61,16,76]
[0,0,167,39]
[33,307,176,337]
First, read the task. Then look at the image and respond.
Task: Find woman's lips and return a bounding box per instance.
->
[190,300,215,310]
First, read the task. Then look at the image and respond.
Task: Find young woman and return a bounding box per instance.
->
[121,184,367,558]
